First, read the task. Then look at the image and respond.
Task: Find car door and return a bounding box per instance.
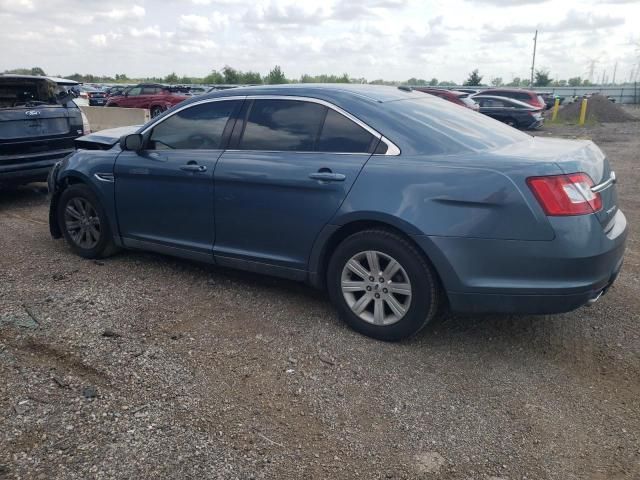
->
[213,97,382,275]
[119,86,141,108]
[114,99,242,260]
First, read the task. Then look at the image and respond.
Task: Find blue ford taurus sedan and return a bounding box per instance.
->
[48,85,627,341]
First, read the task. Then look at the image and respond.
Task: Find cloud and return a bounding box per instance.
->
[485,9,625,34]
[244,3,327,27]
[0,0,34,13]
[130,26,162,38]
[469,0,548,5]
[179,14,212,33]
[90,34,108,47]
[330,0,409,20]
[98,5,145,21]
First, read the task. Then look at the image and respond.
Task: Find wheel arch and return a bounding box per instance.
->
[52,171,122,246]
[309,217,448,301]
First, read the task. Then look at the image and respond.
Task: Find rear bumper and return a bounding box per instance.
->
[413,209,628,315]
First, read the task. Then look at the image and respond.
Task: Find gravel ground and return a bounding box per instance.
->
[1,119,639,479]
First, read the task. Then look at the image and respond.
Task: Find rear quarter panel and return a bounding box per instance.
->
[335,153,559,241]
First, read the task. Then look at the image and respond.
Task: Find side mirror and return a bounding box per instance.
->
[120,134,143,151]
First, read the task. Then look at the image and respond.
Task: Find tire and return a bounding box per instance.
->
[57,184,117,259]
[327,229,440,341]
[150,106,164,117]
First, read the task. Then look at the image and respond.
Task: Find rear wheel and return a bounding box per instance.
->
[57,184,117,259]
[327,229,440,341]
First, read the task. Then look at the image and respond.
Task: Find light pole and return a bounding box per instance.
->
[530,30,538,86]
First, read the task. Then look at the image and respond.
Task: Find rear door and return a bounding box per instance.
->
[213,98,380,271]
[114,99,241,256]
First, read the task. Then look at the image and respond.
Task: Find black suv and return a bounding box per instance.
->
[0,75,88,185]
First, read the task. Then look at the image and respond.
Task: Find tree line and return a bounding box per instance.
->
[2,66,635,87]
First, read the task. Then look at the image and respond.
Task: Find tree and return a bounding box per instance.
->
[463,69,482,86]
[30,67,46,76]
[115,73,129,81]
[240,71,262,84]
[582,79,592,86]
[429,78,438,86]
[438,80,455,86]
[491,77,504,87]
[222,66,240,84]
[533,69,552,87]
[164,72,179,83]
[568,76,582,87]
[265,65,287,84]
[203,70,224,84]
[507,77,521,87]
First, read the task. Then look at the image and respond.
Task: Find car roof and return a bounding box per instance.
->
[484,88,535,94]
[199,83,426,104]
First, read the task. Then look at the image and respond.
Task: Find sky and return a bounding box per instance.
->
[1,0,639,83]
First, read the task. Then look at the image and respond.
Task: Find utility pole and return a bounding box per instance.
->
[612,61,617,85]
[530,30,538,86]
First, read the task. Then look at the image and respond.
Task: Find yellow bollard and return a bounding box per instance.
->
[578,98,588,126]
[551,98,560,122]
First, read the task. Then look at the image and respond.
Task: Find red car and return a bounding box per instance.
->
[105,84,188,117]
[479,88,545,110]
[413,87,479,110]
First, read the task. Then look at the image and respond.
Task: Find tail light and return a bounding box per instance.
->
[80,110,91,135]
[527,173,602,216]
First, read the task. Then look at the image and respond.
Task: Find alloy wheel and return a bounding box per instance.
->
[64,197,101,249]
[340,250,412,326]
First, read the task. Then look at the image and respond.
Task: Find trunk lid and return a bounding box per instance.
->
[0,105,74,141]
[493,136,618,227]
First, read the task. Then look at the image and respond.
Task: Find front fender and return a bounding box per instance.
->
[50,150,121,244]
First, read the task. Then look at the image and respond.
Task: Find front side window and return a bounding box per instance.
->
[127,87,142,96]
[149,100,240,150]
[239,100,326,152]
[317,109,374,153]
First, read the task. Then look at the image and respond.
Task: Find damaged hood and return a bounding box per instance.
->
[75,125,142,149]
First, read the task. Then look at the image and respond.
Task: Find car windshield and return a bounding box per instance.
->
[383,97,530,154]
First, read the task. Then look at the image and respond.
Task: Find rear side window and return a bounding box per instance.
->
[240,99,326,151]
[149,100,240,150]
[317,109,374,153]
[127,87,142,96]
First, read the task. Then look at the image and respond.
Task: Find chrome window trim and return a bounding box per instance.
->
[141,94,400,156]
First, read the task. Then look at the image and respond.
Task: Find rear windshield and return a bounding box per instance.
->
[0,78,64,109]
[383,97,530,154]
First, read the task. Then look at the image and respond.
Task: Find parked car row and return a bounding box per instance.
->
[409,86,548,130]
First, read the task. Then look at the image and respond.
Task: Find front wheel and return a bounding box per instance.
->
[57,184,117,259]
[327,229,440,341]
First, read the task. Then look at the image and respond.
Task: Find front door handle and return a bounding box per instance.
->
[309,172,346,182]
[180,164,207,173]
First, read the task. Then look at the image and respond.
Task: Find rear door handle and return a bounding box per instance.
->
[180,164,207,173]
[308,172,346,182]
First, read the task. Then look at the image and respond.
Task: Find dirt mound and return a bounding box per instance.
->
[557,94,638,123]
